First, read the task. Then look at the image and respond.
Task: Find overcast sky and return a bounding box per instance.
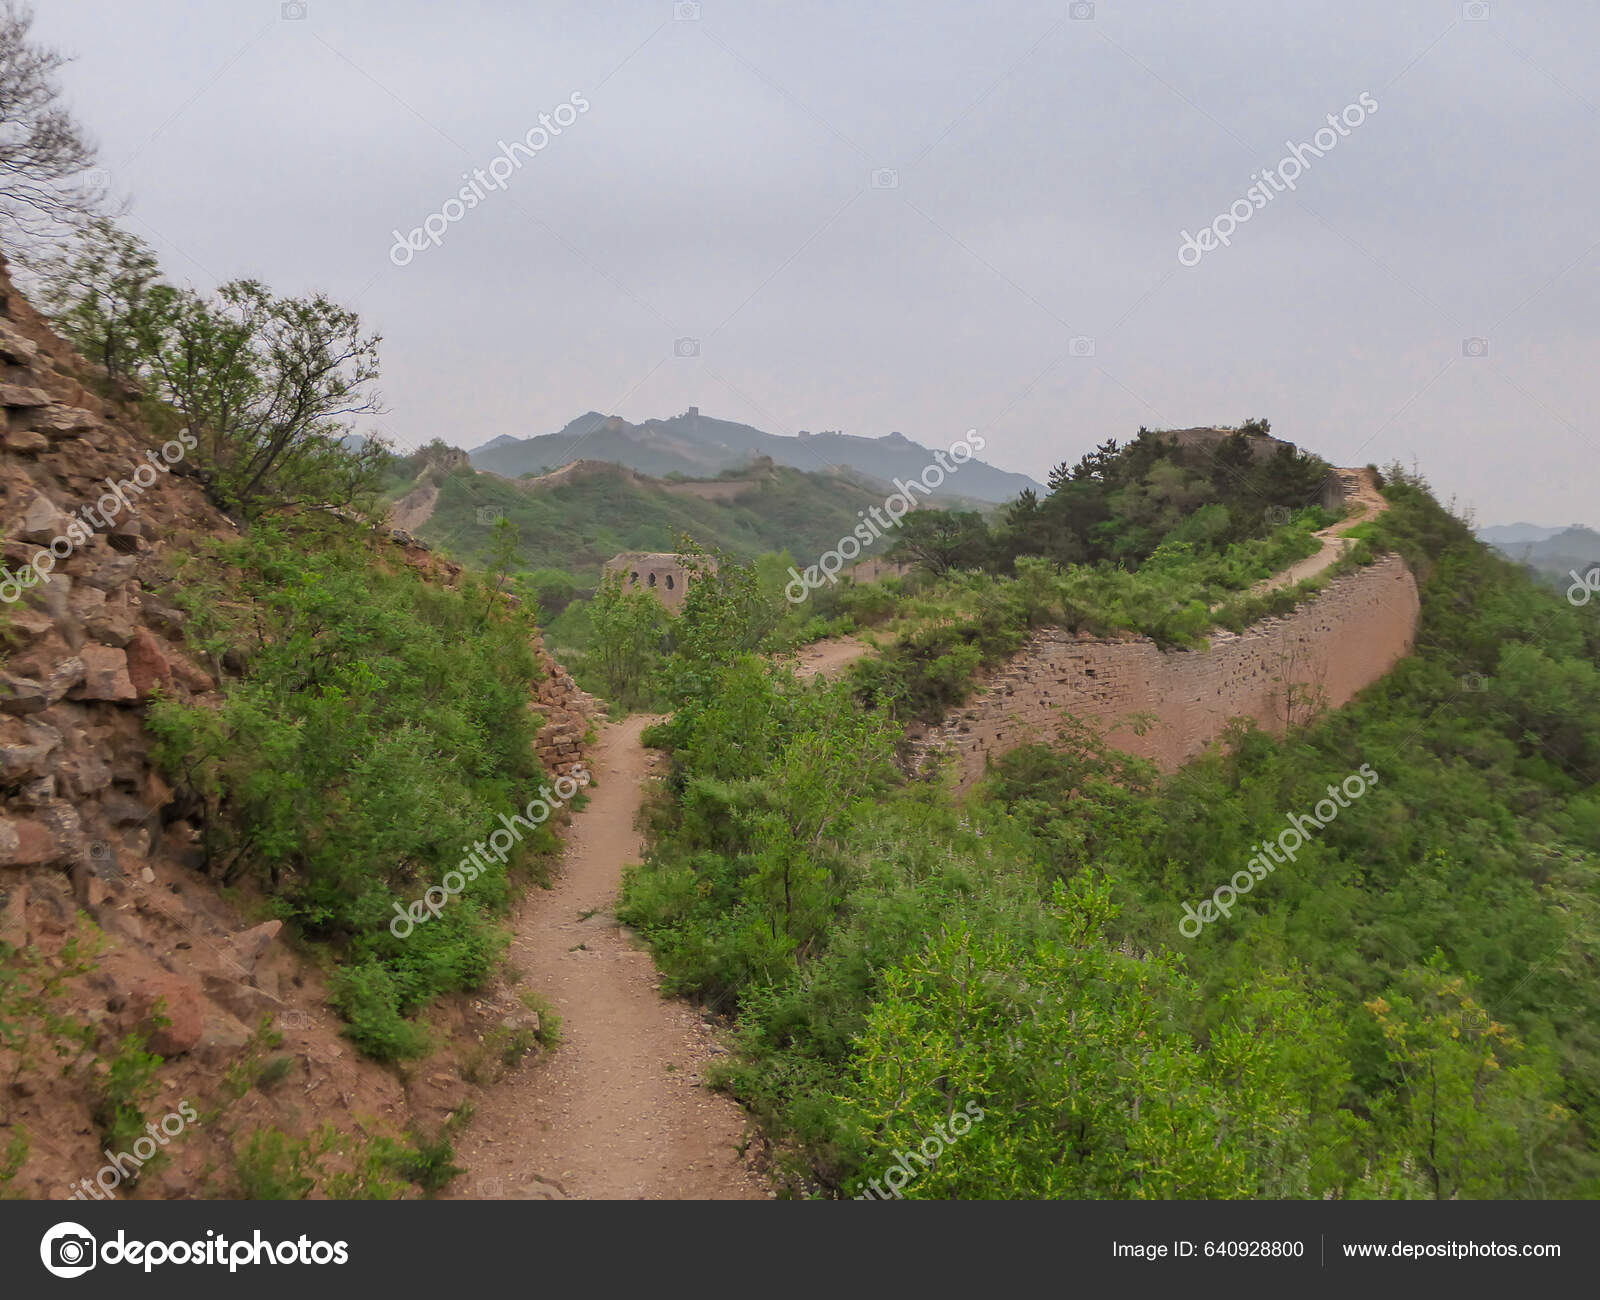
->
[31,0,1600,526]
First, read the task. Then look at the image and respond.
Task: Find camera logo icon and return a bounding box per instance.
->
[478,1177,505,1197]
[674,2,700,19]
[870,168,899,189]
[281,1,308,18]
[1462,336,1489,358]
[475,506,505,526]
[88,840,113,862]
[1460,672,1488,693]
[1069,1,1095,18]
[1463,2,1489,19]
[41,1222,97,1278]
[1264,505,1292,526]
[1068,336,1096,358]
[279,1008,310,1032]
[674,337,700,358]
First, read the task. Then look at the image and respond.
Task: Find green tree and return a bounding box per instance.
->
[587,570,664,707]
[841,877,1321,1198]
[663,544,778,707]
[479,515,520,625]
[890,509,989,576]
[138,279,386,515]
[37,216,162,377]
[1363,958,1574,1199]
[743,680,896,944]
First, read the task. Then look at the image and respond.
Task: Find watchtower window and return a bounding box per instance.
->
[648,572,657,586]
[630,571,640,585]
[664,574,675,590]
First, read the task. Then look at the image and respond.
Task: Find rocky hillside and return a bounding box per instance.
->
[0,253,597,1199]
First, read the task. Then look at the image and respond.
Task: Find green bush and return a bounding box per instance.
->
[148,519,558,1058]
[327,964,431,1062]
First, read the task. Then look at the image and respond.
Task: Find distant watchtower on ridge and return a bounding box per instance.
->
[602,551,711,612]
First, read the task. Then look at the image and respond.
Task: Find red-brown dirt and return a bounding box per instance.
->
[445,714,770,1200]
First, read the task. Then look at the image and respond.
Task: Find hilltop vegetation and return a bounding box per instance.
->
[879,421,1332,576]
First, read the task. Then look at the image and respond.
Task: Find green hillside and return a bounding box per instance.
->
[400,461,898,579]
[618,465,1600,1199]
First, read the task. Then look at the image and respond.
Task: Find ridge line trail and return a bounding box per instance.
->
[449,713,768,1200]
[783,634,874,678]
[1248,466,1390,597]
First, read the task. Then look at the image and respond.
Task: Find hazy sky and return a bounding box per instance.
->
[32,0,1600,525]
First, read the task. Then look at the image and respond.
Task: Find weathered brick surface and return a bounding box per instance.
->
[911,554,1420,788]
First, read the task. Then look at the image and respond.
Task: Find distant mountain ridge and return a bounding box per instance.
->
[1480,523,1600,588]
[467,408,1043,504]
[469,433,522,454]
[1477,522,1575,547]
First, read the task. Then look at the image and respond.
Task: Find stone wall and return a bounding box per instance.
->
[910,554,1420,788]
[529,631,600,778]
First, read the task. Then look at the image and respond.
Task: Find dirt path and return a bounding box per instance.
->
[1249,466,1388,596]
[784,634,874,679]
[387,478,439,533]
[449,714,769,1200]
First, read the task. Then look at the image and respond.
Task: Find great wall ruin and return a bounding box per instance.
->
[909,550,1421,789]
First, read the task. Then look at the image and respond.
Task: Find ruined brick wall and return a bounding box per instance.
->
[911,554,1420,788]
[529,630,599,778]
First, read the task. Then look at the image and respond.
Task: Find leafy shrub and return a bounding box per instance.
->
[148,519,557,1058]
[233,1123,413,1200]
[327,964,431,1063]
[234,1128,317,1200]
